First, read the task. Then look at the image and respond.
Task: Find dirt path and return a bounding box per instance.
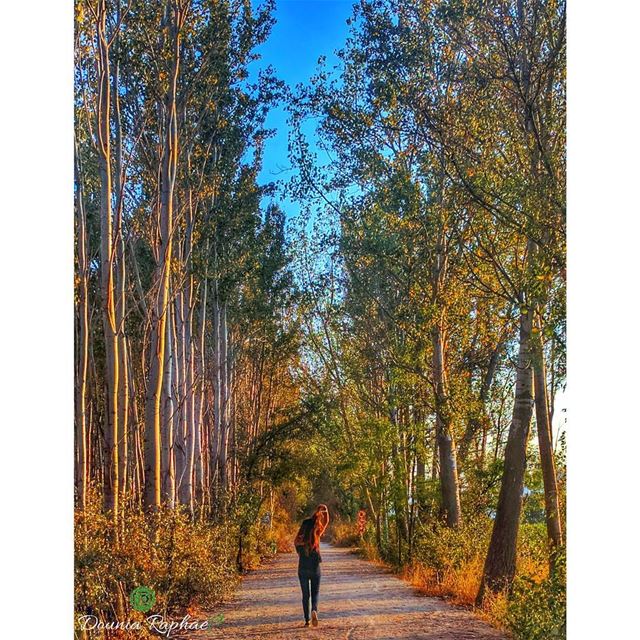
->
[196,544,508,639]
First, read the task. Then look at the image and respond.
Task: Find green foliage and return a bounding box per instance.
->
[461,460,505,518]
[506,552,566,640]
[414,517,491,578]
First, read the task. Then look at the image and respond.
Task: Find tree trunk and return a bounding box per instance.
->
[96,0,119,522]
[161,303,176,508]
[128,347,144,509]
[117,335,129,509]
[210,289,221,500]
[143,3,182,511]
[477,302,534,603]
[113,47,129,512]
[432,322,462,527]
[178,285,195,513]
[219,303,229,490]
[74,139,89,512]
[532,315,563,559]
[194,277,207,505]
[459,344,500,464]
[173,292,187,501]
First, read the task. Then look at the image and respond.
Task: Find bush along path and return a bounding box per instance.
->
[192,544,508,639]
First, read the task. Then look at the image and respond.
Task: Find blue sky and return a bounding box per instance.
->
[251,0,355,217]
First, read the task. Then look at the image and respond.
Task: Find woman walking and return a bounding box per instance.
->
[294,504,329,627]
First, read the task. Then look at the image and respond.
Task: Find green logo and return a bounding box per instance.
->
[208,614,225,626]
[130,586,156,613]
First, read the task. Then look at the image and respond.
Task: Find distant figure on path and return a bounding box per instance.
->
[294,504,330,627]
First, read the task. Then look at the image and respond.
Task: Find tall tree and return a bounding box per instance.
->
[74,136,90,513]
[94,0,120,522]
[143,0,186,512]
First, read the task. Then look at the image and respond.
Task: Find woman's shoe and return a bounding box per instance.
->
[304,621,310,627]
[311,611,318,627]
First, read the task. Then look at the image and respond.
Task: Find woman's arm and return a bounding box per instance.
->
[319,507,330,535]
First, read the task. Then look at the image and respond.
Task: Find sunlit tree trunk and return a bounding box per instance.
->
[112,43,129,511]
[174,282,195,512]
[181,284,196,513]
[161,302,176,508]
[229,351,237,499]
[117,334,129,509]
[477,295,534,603]
[194,277,207,505]
[219,303,229,490]
[128,346,144,509]
[532,315,563,559]
[174,291,186,500]
[210,288,221,499]
[74,139,89,512]
[430,210,462,527]
[144,2,183,511]
[96,0,119,522]
[186,158,198,513]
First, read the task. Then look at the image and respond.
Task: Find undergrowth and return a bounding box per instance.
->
[74,489,295,639]
[330,515,565,640]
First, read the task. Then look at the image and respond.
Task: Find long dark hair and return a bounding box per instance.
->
[294,515,322,556]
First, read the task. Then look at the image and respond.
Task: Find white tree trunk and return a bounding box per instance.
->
[74,140,89,512]
[143,3,183,511]
[96,0,119,522]
[161,302,176,508]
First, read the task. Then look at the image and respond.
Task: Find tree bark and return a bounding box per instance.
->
[458,344,501,464]
[477,302,534,603]
[161,301,176,507]
[177,285,195,512]
[74,139,89,512]
[219,302,229,490]
[432,322,462,527]
[210,289,221,499]
[113,43,129,512]
[194,277,207,505]
[143,2,183,511]
[96,0,119,522]
[532,315,563,558]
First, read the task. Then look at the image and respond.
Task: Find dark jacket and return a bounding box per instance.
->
[296,544,322,573]
[295,518,322,573]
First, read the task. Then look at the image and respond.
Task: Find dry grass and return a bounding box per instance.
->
[329,519,361,547]
[399,558,514,634]
[402,555,484,607]
[404,557,545,607]
[399,549,551,635]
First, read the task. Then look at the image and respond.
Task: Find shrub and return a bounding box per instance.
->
[358,534,382,562]
[75,491,252,638]
[516,523,551,582]
[396,515,562,637]
[328,518,360,547]
[505,551,566,640]
[267,503,299,553]
[153,510,240,610]
[411,516,491,605]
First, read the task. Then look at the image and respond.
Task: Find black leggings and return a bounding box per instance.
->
[298,570,321,621]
